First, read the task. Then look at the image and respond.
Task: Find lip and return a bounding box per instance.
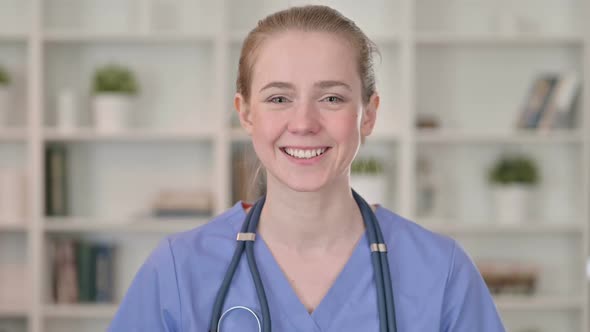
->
[280,146,331,149]
[279,146,331,165]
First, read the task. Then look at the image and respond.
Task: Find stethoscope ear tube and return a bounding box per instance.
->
[211,191,397,332]
[352,189,397,332]
[209,198,263,332]
[245,197,272,332]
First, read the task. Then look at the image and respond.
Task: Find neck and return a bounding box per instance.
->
[257,174,365,254]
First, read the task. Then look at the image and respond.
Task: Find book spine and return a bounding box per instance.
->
[530,76,559,128]
[76,241,96,302]
[94,244,115,303]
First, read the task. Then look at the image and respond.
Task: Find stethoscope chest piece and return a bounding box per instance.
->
[217,305,262,332]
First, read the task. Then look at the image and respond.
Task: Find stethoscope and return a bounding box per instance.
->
[209,189,397,332]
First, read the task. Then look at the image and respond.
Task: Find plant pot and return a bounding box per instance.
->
[351,174,387,205]
[492,184,533,225]
[0,86,10,127]
[92,93,133,133]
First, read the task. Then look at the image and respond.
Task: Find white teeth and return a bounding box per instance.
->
[284,147,327,159]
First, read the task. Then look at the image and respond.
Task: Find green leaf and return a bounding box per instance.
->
[0,65,11,86]
[488,155,539,185]
[351,157,383,174]
[92,64,139,95]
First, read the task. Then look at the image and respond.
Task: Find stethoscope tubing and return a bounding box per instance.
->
[217,306,262,332]
[245,196,271,332]
[210,190,397,332]
[353,190,397,332]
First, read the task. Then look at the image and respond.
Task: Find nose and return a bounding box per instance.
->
[287,101,321,135]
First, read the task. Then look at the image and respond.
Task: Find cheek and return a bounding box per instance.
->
[251,111,285,144]
[330,112,361,141]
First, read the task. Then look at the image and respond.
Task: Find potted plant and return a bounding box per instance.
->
[488,154,540,225]
[350,157,387,205]
[91,64,139,133]
[0,65,11,127]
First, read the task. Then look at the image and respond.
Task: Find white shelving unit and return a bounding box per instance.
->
[0,0,588,331]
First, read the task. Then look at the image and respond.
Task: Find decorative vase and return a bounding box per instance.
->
[351,174,387,205]
[0,86,10,127]
[492,184,532,225]
[56,89,78,132]
[93,93,133,133]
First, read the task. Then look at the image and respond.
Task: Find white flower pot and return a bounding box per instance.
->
[93,94,133,133]
[0,87,11,127]
[351,174,387,205]
[492,184,532,225]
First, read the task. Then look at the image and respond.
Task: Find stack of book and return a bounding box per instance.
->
[477,260,540,296]
[516,72,581,131]
[51,238,116,304]
[150,188,213,217]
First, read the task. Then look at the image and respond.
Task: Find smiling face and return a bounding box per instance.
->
[235,30,379,193]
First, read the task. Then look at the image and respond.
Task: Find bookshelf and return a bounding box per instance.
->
[0,0,588,331]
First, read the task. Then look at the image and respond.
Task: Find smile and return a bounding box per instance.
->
[280,147,330,159]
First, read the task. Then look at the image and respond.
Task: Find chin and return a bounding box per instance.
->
[277,173,338,193]
[281,180,324,193]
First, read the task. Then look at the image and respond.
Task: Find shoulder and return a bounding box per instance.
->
[156,202,246,264]
[375,207,465,294]
[375,206,457,257]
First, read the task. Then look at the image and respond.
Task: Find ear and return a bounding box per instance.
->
[235,93,253,135]
[360,93,379,137]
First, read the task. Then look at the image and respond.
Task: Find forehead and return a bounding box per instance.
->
[251,30,360,91]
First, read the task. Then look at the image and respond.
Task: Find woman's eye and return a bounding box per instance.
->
[268,96,289,104]
[323,96,343,103]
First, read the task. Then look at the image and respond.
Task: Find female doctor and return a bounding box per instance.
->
[109,5,505,332]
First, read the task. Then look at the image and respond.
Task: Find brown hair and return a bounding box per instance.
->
[236,5,379,105]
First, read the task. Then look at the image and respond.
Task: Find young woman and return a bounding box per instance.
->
[109,5,505,332]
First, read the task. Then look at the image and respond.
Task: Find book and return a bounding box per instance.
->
[537,73,581,131]
[44,144,69,216]
[94,244,115,303]
[76,241,96,302]
[52,239,78,303]
[51,238,117,304]
[517,74,560,129]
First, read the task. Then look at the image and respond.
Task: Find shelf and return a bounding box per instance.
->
[421,221,584,236]
[43,31,215,44]
[494,295,585,311]
[415,129,584,145]
[0,129,28,142]
[0,33,27,42]
[43,304,117,319]
[43,128,216,143]
[416,33,584,47]
[44,217,208,233]
[0,222,28,232]
[0,305,28,318]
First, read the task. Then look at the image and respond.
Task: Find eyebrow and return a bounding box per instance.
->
[314,80,352,91]
[259,81,295,92]
[258,80,352,93]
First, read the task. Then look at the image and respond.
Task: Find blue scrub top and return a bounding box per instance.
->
[109,201,506,331]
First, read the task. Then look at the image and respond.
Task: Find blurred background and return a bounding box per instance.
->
[0,0,588,331]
